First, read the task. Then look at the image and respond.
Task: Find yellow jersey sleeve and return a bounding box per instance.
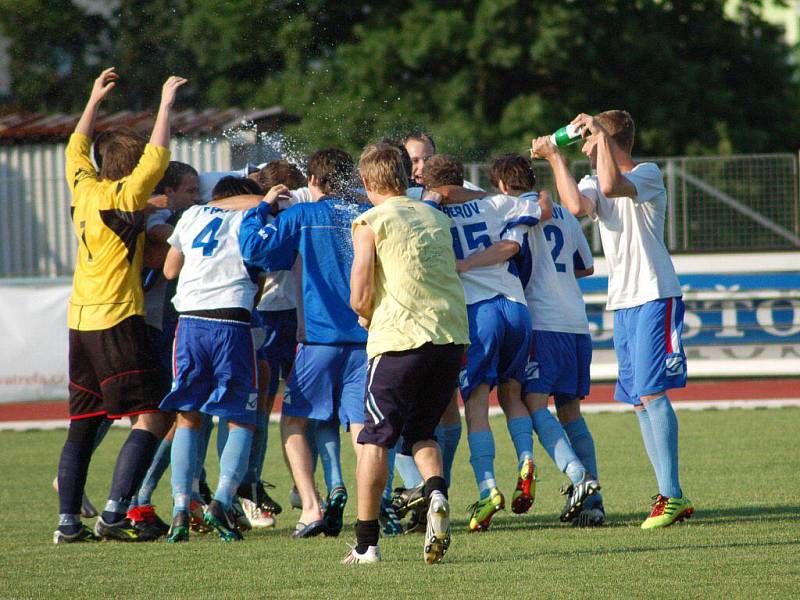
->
[111,143,171,212]
[65,133,98,193]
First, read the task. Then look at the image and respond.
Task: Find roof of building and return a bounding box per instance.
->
[0,106,299,143]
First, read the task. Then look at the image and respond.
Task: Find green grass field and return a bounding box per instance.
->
[1,408,798,599]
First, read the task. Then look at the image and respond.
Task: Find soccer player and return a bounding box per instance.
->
[470,155,601,523]
[54,68,185,543]
[239,149,370,539]
[158,181,277,542]
[402,131,436,186]
[127,161,201,536]
[531,110,693,529]
[422,154,541,533]
[344,142,469,564]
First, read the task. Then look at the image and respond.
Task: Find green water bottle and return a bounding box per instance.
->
[550,124,584,146]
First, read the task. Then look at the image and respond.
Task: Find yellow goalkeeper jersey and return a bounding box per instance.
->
[66,133,170,330]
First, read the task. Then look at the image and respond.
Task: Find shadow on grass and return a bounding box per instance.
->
[444,503,800,533]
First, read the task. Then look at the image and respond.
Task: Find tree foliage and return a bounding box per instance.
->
[1,0,798,157]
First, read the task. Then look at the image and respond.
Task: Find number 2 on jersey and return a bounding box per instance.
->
[543,224,566,272]
[450,222,492,260]
[192,217,223,256]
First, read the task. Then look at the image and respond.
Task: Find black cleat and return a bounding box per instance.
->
[391,484,426,519]
[572,505,606,527]
[237,480,283,515]
[322,486,348,537]
[204,500,243,542]
[94,516,160,542]
[559,473,601,523]
[53,523,97,544]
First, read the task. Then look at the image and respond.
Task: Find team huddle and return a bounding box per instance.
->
[53,68,694,564]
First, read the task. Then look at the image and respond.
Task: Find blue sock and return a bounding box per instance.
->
[395,452,424,489]
[170,427,198,517]
[92,417,113,451]
[436,423,462,487]
[564,417,602,508]
[506,417,534,468]
[467,430,496,499]
[636,408,663,488]
[137,437,172,506]
[383,443,397,502]
[644,396,682,498]
[102,429,160,523]
[215,427,253,509]
[531,408,585,484]
[243,411,268,484]
[315,419,344,493]
[306,419,319,473]
[192,414,214,502]
[216,417,229,459]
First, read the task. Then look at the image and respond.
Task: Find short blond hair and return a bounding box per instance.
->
[595,110,635,154]
[359,143,409,195]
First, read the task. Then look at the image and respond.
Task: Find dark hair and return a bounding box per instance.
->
[155,161,198,195]
[402,130,436,152]
[489,154,536,191]
[378,138,413,179]
[307,148,355,196]
[93,128,146,181]
[254,159,307,190]
[421,154,464,188]
[211,176,264,200]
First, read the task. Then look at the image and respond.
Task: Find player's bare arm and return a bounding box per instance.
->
[149,76,188,149]
[456,239,520,273]
[432,185,485,205]
[74,67,118,138]
[571,113,636,199]
[162,246,185,280]
[538,189,554,221]
[209,184,289,211]
[531,136,595,217]
[575,266,594,278]
[350,223,376,322]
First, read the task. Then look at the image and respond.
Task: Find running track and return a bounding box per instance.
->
[1,378,797,431]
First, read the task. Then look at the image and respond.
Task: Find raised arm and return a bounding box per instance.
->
[75,67,118,138]
[350,222,376,322]
[239,203,298,271]
[210,185,290,211]
[531,136,595,217]
[149,76,187,149]
[570,113,636,199]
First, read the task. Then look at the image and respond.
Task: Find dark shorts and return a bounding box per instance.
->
[357,342,465,455]
[68,315,163,420]
[256,309,297,397]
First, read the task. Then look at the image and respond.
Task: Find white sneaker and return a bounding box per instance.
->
[424,491,451,565]
[52,476,98,518]
[341,544,381,564]
[241,497,276,528]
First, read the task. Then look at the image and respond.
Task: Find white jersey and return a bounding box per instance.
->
[168,205,258,312]
[523,198,593,334]
[256,270,296,311]
[440,192,542,306]
[578,162,681,310]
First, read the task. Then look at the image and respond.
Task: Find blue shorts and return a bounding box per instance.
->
[523,330,592,406]
[160,316,258,425]
[613,297,687,405]
[256,309,297,396]
[283,343,367,428]
[460,296,532,400]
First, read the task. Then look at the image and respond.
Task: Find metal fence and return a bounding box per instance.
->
[1,143,799,278]
[467,153,800,254]
[0,139,231,277]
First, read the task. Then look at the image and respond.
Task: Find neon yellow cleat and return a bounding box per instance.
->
[467,487,505,532]
[511,458,536,514]
[641,495,694,529]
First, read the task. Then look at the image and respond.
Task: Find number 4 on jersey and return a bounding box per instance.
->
[192,217,223,256]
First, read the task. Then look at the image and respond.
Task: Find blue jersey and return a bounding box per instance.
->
[240,197,370,344]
